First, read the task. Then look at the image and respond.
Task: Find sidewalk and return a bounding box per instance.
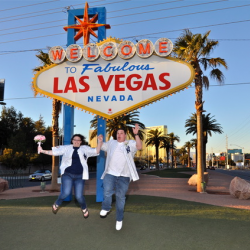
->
[1,170,250,210]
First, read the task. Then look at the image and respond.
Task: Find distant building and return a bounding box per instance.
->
[231,153,243,162]
[135,125,168,163]
[228,149,242,154]
[228,149,243,161]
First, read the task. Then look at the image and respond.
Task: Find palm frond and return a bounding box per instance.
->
[208,57,228,69]
[202,75,209,89]
[89,112,145,141]
[210,68,225,83]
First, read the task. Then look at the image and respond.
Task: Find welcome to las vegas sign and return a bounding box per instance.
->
[32,37,195,119]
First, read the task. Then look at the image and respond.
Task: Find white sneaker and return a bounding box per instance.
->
[116,221,123,230]
[100,210,110,217]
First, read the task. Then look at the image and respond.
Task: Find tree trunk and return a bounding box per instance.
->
[187,149,190,168]
[155,144,159,170]
[171,147,174,168]
[166,148,170,168]
[195,66,204,193]
[51,138,60,191]
[174,156,177,168]
[196,112,204,192]
[51,99,61,191]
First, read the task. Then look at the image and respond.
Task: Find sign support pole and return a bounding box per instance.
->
[96,8,107,202]
[64,7,107,202]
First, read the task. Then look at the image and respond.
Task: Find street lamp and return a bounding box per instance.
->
[230,144,244,167]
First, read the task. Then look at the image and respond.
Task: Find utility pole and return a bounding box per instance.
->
[226,135,229,169]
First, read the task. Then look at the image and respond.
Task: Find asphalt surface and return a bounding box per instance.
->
[215,169,250,182]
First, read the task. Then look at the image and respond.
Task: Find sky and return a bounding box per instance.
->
[0,0,250,154]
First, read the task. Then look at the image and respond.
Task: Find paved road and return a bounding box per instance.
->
[216,168,250,182]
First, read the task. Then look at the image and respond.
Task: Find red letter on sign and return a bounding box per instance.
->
[98,75,114,91]
[139,43,150,54]
[115,75,125,91]
[159,73,171,90]
[143,74,157,90]
[53,77,63,93]
[159,42,167,53]
[70,48,78,59]
[87,47,95,58]
[52,50,63,60]
[79,76,90,92]
[103,46,112,57]
[64,77,77,93]
[126,74,142,91]
[121,45,132,56]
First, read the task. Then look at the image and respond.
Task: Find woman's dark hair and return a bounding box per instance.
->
[71,134,86,145]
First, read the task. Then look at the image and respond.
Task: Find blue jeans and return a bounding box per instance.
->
[55,172,87,209]
[102,174,130,221]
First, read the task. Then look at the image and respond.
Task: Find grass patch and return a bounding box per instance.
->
[144,167,195,178]
[1,195,250,222]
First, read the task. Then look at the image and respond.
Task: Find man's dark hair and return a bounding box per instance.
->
[112,127,126,140]
[117,128,126,134]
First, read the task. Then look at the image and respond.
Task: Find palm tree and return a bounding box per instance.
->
[179,147,187,166]
[172,149,180,168]
[160,136,173,168]
[145,129,167,170]
[174,29,227,192]
[168,132,180,168]
[184,141,194,168]
[185,113,223,171]
[90,111,145,141]
[33,50,61,191]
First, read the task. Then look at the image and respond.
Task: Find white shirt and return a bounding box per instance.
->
[52,145,98,180]
[101,140,139,181]
[107,142,131,178]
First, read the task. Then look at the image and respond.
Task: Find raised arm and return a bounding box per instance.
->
[132,123,142,150]
[96,134,104,153]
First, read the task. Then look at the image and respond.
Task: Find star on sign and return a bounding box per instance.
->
[63,2,111,45]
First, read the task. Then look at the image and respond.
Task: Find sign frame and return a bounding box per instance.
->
[32,38,195,119]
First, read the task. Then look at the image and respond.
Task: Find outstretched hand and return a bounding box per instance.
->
[132,123,140,135]
[38,146,43,153]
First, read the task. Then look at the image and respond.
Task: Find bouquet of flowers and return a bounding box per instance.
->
[34,135,46,154]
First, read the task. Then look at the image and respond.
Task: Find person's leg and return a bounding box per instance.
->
[74,175,86,210]
[115,176,130,221]
[101,174,116,211]
[54,173,73,206]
